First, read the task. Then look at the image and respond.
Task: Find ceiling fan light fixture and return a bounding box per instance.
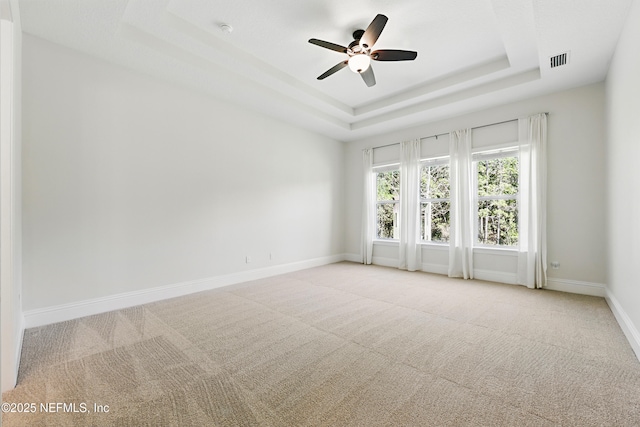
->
[348,54,371,73]
[309,14,417,86]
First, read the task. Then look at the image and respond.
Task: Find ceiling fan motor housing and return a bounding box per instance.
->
[348,39,366,54]
[309,14,417,87]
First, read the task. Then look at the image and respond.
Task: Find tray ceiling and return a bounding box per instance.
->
[18,0,634,141]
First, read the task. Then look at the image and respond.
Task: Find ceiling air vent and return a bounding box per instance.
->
[550,52,570,68]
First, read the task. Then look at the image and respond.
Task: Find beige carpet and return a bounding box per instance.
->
[3,262,640,426]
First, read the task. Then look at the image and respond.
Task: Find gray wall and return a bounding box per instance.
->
[22,34,345,311]
[606,0,640,355]
[0,0,23,392]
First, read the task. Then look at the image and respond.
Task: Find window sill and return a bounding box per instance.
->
[373,239,399,246]
[420,242,449,251]
[473,246,518,256]
[372,241,518,256]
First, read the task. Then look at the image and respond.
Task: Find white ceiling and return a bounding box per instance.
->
[18,0,634,142]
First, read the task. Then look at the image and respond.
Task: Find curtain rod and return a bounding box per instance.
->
[369,113,549,150]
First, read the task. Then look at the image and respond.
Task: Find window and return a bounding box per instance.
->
[474,149,519,246]
[420,159,450,243]
[375,168,400,239]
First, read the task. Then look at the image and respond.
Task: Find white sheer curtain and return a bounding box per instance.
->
[398,139,422,271]
[517,114,547,288]
[448,129,474,279]
[361,148,375,264]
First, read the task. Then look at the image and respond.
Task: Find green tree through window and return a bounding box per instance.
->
[476,155,519,246]
[420,162,450,242]
[376,170,400,239]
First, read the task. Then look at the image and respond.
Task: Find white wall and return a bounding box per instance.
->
[22,34,345,312]
[605,0,640,358]
[0,0,23,392]
[345,83,607,291]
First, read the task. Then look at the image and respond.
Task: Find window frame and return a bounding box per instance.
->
[419,156,450,245]
[373,164,400,242]
[472,146,520,248]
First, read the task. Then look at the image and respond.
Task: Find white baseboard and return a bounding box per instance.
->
[23,254,347,328]
[605,290,640,362]
[359,253,448,275]
[544,278,606,297]
[473,269,518,285]
[15,313,24,379]
[343,253,362,263]
[2,313,24,393]
[422,263,448,275]
[371,256,398,268]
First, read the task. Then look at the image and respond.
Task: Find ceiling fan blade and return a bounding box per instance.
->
[360,14,388,49]
[360,66,376,87]
[308,38,348,53]
[317,61,348,80]
[371,50,418,61]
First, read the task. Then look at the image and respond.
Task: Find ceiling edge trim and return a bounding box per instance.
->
[354,56,511,116]
[117,22,351,131]
[351,68,541,130]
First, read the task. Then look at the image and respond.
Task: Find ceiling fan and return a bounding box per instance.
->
[308,14,418,87]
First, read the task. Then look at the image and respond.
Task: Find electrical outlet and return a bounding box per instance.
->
[245,256,252,263]
[550,261,560,269]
